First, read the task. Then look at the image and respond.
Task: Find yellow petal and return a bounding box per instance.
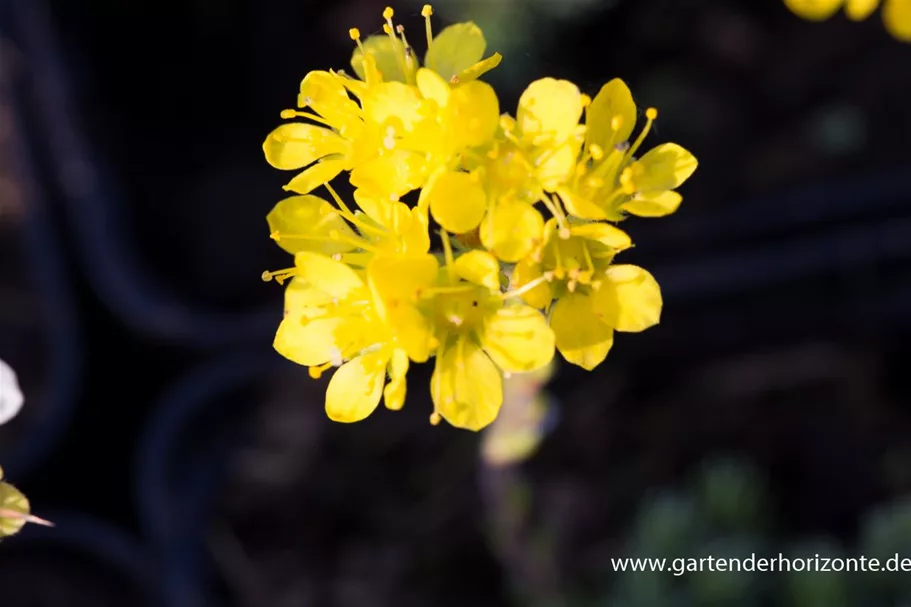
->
[569,222,632,250]
[556,187,610,221]
[632,143,699,193]
[349,150,426,199]
[267,195,357,255]
[537,137,582,191]
[351,35,408,83]
[622,191,683,218]
[284,157,346,195]
[0,479,29,538]
[592,264,662,333]
[586,79,637,151]
[425,22,487,82]
[480,305,555,373]
[363,82,424,131]
[416,67,451,108]
[297,70,362,131]
[884,0,911,41]
[367,254,438,362]
[511,257,554,309]
[446,80,500,149]
[783,0,843,20]
[453,249,501,291]
[431,337,503,431]
[274,315,344,367]
[480,200,545,263]
[428,171,487,234]
[845,0,880,20]
[383,349,410,410]
[263,123,348,170]
[294,251,364,299]
[325,352,388,422]
[284,278,335,315]
[517,78,583,145]
[456,52,502,82]
[550,292,613,370]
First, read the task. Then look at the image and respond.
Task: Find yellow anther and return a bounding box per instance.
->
[349,27,361,40]
[280,109,296,119]
[422,4,433,17]
[383,6,395,20]
[558,227,571,240]
[429,412,442,426]
[383,23,393,34]
[645,107,658,120]
[589,143,604,161]
[261,271,273,282]
[450,74,460,84]
[309,362,333,379]
[610,115,624,131]
[580,93,592,107]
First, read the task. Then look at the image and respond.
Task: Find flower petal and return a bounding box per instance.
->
[453,249,500,291]
[884,0,911,41]
[284,157,346,195]
[367,254,438,362]
[325,352,387,423]
[481,305,555,373]
[383,349,410,410]
[517,78,583,145]
[550,293,613,370]
[480,200,545,263]
[263,123,348,170]
[586,78,637,151]
[632,143,699,193]
[446,80,500,149]
[351,35,408,83]
[591,264,662,332]
[425,22,487,82]
[456,52,503,82]
[274,315,345,367]
[362,82,424,131]
[431,337,503,431]
[294,251,364,299]
[569,222,632,250]
[783,0,843,20]
[284,277,334,314]
[622,191,683,218]
[297,70,362,132]
[557,187,610,220]
[416,67,451,108]
[0,358,24,426]
[511,257,554,309]
[267,195,358,255]
[845,0,880,20]
[428,171,487,234]
[349,150,426,199]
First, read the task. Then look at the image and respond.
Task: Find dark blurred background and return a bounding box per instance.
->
[2,0,911,605]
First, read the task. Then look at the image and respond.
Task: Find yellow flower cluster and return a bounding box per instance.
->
[784,0,911,41]
[262,5,697,431]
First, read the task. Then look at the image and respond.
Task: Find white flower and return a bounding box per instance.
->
[0,358,24,425]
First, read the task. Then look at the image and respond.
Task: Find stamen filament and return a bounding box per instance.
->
[441,229,456,284]
[625,107,657,162]
[539,195,570,238]
[422,4,434,49]
[497,275,548,300]
[323,183,387,237]
[262,267,297,285]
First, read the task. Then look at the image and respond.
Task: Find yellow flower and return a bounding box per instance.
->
[367,234,555,430]
[784,0,911,41]
[512,219,660,369]
[271,252,411,422]
[555,79,698,223]
[349,5,502,86]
